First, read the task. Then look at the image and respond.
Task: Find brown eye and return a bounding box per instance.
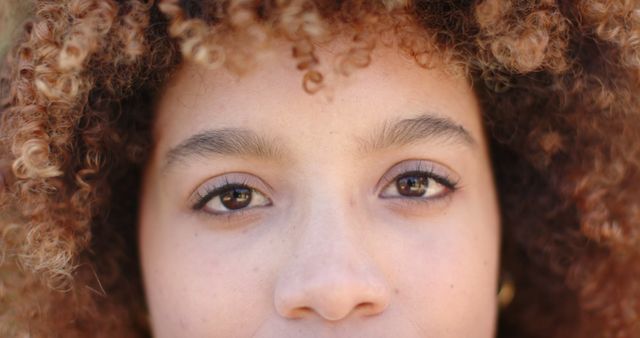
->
[396,175,428,197]
[220,187,252,209]
[380,172,449,199]
[197,184,271,214]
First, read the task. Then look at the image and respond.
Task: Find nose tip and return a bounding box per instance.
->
[274,273,391,321]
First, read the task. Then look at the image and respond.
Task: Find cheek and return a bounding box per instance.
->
[138,186,281,337]
[373,198,499,336]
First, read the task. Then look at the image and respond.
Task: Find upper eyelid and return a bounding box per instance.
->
[375,159,460,191]
[189,172,274,206]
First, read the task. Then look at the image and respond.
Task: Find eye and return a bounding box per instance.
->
[191,175,273,215]
[197,184,271,214]
[377,160,459,201]
[380,171,452,199]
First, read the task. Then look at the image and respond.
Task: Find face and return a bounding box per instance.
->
[138,38,501,337]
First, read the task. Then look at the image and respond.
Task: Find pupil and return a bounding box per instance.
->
[221,187,252,209]
[396,175,428,197]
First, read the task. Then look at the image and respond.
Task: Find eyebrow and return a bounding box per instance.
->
[163,113,475,171]
[357,113,476,155]
[163,128,285,171]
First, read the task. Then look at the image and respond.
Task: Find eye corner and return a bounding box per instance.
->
[430,173,460,191]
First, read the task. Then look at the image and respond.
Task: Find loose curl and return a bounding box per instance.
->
[0,0,639,337]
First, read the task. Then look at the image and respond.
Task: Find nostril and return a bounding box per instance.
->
[355,301,385,316]
[289,306,313,319]
[356,301,372,311]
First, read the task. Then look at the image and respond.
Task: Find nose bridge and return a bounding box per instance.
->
[292,166,363,248]
[292,170,368,269]
[296,193,366,275]
[273,177,390,321]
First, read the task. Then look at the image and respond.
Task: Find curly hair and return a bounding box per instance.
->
[0,0,639,337]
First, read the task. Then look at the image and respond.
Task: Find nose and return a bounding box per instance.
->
[273,202,391,322]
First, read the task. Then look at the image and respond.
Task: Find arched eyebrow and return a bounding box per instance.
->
[162,113,475,172]
[356,113,476,155]
[163,128,286,172]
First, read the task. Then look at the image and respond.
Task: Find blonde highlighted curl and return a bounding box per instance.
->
[0,0,639,337]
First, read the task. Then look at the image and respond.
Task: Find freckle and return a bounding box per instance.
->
[194,232,198,237]
[349,197,355,207]
[450,284,454,289]
[394,288,399,295]
[253,266,259,273]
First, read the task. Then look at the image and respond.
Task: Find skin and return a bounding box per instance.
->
[139,39,501,338]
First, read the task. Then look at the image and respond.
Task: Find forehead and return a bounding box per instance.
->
[151,38,483,160]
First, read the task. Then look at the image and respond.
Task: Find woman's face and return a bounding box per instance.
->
[139,40,501,338]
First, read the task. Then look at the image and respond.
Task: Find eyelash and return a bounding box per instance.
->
[383,170,458,206]
[191,175,269,212]
[191,164,459,217]
[192,178,247,211]
[193,184,258,222]
[379,162,459,192]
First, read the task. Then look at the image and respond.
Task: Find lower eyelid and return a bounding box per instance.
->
[195,205,267,226]
[382,193,455,215]
[382,193,448,203]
